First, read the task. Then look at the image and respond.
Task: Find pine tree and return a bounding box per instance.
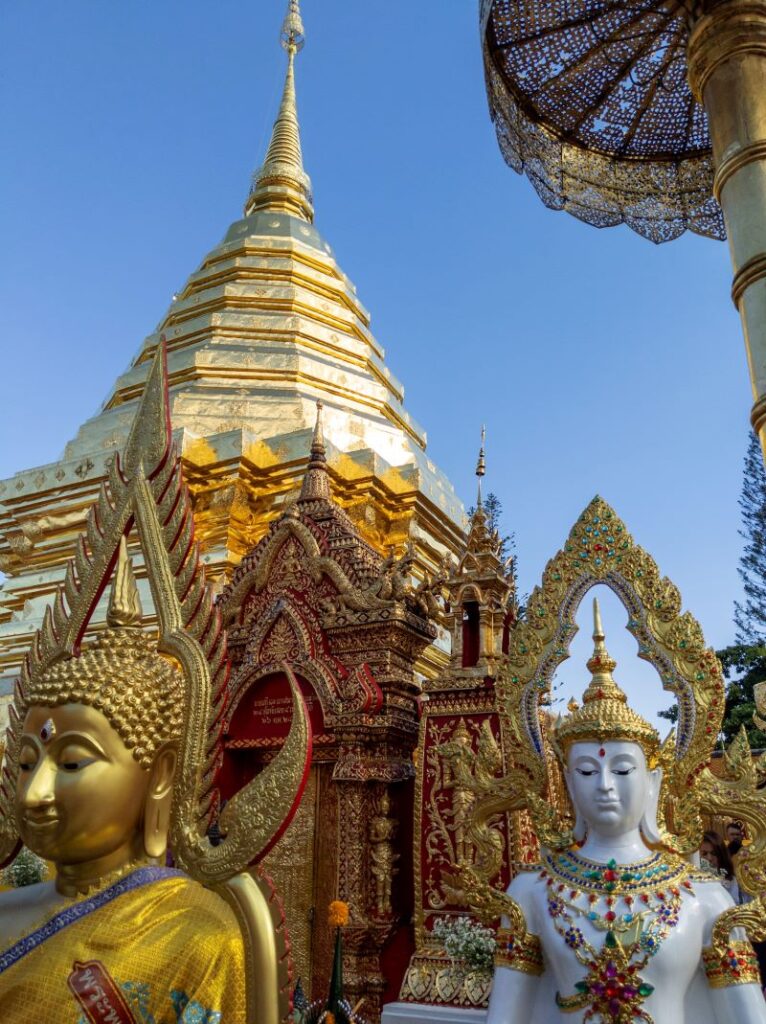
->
[661,433,766,745]
[734,431,766,643]
[717,432,766,748]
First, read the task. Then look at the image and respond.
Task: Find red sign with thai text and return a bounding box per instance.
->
[67,960,137,1024]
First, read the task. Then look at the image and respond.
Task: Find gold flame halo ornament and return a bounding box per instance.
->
[0,341,312,1023]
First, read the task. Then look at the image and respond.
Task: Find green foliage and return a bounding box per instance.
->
[657,704,678,726]
[734,432,766,644]
[3,846,47,887]
[714,434,766,749]
[717,643,766,749]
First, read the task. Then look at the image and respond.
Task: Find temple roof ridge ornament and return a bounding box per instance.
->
[299,400,331,502]
[246,0,313,222]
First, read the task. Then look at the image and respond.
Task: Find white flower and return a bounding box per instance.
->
[432,916,496,978]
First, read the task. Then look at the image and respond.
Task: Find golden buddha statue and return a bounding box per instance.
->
[0,343,311,1023]
[446,499,766,1024]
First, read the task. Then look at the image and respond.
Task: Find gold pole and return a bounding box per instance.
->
[688,1,766,456]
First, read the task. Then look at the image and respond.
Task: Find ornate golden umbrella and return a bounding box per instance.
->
[481,0,766,448]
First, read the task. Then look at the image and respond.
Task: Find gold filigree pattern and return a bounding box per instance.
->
[0,343,312,885]
[399,953,492,1007]
[495,924,544,976]
[481,0,723,243]
[702,941,762,988]
[457,496,727,930]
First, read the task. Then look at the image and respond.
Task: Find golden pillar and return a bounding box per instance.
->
[688,2,766,452]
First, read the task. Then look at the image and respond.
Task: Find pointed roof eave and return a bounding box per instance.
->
[245,0,314,223]
[299,401,331,501]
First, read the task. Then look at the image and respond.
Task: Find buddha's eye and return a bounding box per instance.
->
[613,766,636,776]
[58,747,96,773]
[576,768,597,776]
[18,747,37,772]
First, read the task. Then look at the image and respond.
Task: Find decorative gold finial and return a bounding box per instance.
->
[280,0,304,53]
[107,536,143,628]
[300,400,330,501]
[475,425,487,507]
[581,596,623,704]
[553,594,660,765]
[246,0,313,221]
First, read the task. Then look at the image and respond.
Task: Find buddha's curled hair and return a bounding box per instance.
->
[30,627,183,768]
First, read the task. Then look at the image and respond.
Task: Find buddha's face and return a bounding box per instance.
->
[566,741,652,839]
[16,703,150,866]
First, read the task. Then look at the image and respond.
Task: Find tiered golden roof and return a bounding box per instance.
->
[0,0,463,681]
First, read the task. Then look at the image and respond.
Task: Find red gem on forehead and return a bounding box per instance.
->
[39,718,56,742]
[599,747,606,757]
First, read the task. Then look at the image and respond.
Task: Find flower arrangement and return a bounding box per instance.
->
[432,915,497,978]
[328,900,349,929]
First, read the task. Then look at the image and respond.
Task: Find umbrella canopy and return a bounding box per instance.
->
[481,0,724,243]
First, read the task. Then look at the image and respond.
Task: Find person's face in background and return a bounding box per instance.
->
[700,838,719,869]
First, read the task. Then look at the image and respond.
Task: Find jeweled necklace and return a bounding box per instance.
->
[542,848,693,939]
[542,849,695,1023]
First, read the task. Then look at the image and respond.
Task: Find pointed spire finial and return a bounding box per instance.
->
[475,425,486,507]
[280,0,305,53]
[246,0,313,222]
[299,400,330,500]
[107,536,143,628]
[582,596,625,705]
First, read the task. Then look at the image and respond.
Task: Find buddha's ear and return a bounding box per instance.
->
[563,769,587,842]
[143,743,178,860]
[640,766,663,846]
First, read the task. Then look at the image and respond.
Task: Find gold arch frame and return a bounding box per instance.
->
[498,495,724,856]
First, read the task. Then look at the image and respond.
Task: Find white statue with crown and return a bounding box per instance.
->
[445,498,766,1024]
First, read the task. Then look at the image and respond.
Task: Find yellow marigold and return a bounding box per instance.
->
[328,900,349,928]
[325,1014,336,1024]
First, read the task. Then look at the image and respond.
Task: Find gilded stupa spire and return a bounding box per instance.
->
[581,597,625,705]
[246,0,314,222]
[475,425,486,509]
[299,401,330,501]
[555,596,660,764]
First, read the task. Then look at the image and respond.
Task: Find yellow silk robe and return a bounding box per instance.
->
[0,867,247,1023]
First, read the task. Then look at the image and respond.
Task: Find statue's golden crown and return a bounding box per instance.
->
[27,537,183,768]
[554,598,660,767]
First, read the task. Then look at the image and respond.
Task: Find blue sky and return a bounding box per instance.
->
[0,2,750,728]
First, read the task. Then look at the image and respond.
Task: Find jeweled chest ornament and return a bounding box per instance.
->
[544,849,695,1023]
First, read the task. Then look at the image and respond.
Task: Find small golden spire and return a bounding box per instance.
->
[280,0,304,52]
[553,595,661,764]
[581,596,625,705]
[299,400,330,501]
[475,425,486,507]
[107,536,143,628]
[246,0,313,222]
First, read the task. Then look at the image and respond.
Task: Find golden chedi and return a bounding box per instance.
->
[0,343,311,1024]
